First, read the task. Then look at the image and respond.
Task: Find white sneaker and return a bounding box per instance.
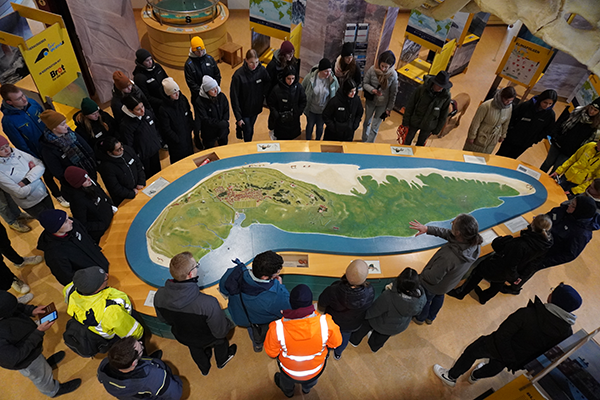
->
[14,255,44,268]
[56,196,70,208]
[17,293,34,304]
[11,278,30,294]
[433,364,456,387]
[468,362,486,384]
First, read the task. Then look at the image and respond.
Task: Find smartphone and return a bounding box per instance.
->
[38,302,57,324]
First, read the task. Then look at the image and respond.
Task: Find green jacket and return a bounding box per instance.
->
[301,65,339,116]
[402,75,451,135]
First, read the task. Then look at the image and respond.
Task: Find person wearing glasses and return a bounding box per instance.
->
[98,336,182,400]
[154,252,236,376]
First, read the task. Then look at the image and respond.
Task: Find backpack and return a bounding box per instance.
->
[63,318,115,358]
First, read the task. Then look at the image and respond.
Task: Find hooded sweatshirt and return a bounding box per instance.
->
[317,279,374,331]
[419,226,481,295]
[0,293,42,370]
[365,282,426,336]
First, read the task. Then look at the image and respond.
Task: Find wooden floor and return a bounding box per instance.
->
[2,10,599,400]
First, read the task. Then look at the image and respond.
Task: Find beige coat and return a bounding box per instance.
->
[463,99,512,154]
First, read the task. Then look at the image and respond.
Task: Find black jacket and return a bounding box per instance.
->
[119,108,162,161]
[194,92,230,144]
[37,219,109,286]
[98,145,146,206]
[318,280,375,331]
[552,108,598,157]
[503,99,556,149]
[132,62,169,115]
[184,53,221,101]
[111,84,152,125]
[267,80,306,140]
[0,298,43,370]
[230,62,271,120]
[323,91,364,141]
[485,296,573,370]
[74,109,120,150]
[265,49,299,94]
[62,182,114,244]
[40,130,97,181]
[158,94,194,163]
[154,279,233,348]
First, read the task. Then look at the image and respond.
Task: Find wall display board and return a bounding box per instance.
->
[571,73,599,107]
[250,0,292,40]
[0,10,30,84]
[406,9,452,50]
[497,37,554,88]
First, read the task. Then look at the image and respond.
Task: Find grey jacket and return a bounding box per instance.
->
[420,226,481,295]
[362,65,398,110]
[301,65,339,115]
[366,282,426,336]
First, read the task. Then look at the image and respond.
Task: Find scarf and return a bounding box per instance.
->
[374,66,393,90]
[492,89,511,110]
[282,306,316,320]
[44,129,96,175]
[334,56,349,80]
[561,106,592,134]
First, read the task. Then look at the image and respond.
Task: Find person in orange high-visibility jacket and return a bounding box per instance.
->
[265,284,342,397]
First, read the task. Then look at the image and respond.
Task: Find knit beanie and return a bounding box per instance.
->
[40,109,66,131]
[38,209,67,233]
[191,36,205,50]
[0,135,8,148]
[550,283,582,312]
[345,259,369,286]
[289,284,313,309]
[572,195,597,220]
[201,75,218,93]
[591,97,600,110]
[135,48,152,64]
[318,58,332,71]
[280,40,294,56]
[64,166,88,189]
[162,77,179,96]
[80,97,99,115]
[73,267,107,295]
[113,71,131,91]
[341,42,354,57]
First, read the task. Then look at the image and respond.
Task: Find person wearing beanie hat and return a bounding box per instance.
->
[39,109,65,131]
[318,260,374,359]
[73,98,118,151]
[195,75,230,149]
[0,291,82,397]
[64,267,144,344]
[362,50,399,143]
[110,71,152,125]
[323,78,363,141]
[497,89,558,159]
[190,36,205,51]
[62,166,113,244]
[0,135,54,219]
[266,41,299,95]
[158,77,194,163]
[433,284,580,388]
[551,141,600,197]
[540,98,600,173]
[301,58,339,140]
[334,42,362,89]
[113,71,132,91]
[267,65,307,140]
[37,209,109,285]
[265,284,342,396]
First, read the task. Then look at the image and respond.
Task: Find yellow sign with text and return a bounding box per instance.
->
[20,22,80,99]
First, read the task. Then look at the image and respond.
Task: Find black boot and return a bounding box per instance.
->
[53,379,81,397]
[46,351,65,370]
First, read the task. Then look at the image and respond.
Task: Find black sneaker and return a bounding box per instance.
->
[500,284,521,295]
[334,352,341,360]
[53,379,81,397]
[253,342,263,353]
[274,373,294,398]
[217,344,237,369]
[148,350,163,360]
[46,351,65,370]
[446,288,465,300]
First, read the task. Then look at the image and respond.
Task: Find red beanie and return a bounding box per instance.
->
[64,166,88,188]
[280,41,294,55]
[0,136,8,148]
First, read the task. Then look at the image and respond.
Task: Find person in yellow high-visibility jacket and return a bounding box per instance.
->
[552,141,600,196]
[265,284,342,397]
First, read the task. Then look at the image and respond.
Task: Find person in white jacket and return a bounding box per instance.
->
[0,136,54,219]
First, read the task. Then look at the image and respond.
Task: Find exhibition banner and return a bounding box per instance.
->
[497,37,553,87]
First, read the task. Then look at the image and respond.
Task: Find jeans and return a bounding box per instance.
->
[362,103,386,143]
[334,330,352,356]
[19,353,60,397]
[415,288,444,322]
[349,320,391,352]
[305,112,324,140]
[188,339,230,375]
[404,126,432,146]
[24,195,54,220]
[448,336,506,380]
[0,188,22,225]
[540,142,568,173]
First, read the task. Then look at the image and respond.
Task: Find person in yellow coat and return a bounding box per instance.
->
[551,141,600,197]
[265,284,342,397]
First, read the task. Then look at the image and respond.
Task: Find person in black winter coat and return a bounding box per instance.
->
[267,66,306,140]
[323,79,364,141]
[185,36,221,105]
[497,89,558,159]
[266,41,299,95]
[318,260,374,359]
[230,49,271,142]
[195,76,230,149]
[154,252,236,375]
[159,78,194,164]
[448,214,553,304]
[434,283,581,387]
[36,209,109,286]
[111,71,152,125]
[132,49,169,121]
[62,166,114,244]
[334,42,362,88]
[74,97,119,151]
[0,291,81,397]
[119,95,162,178]
[98,137,146,206]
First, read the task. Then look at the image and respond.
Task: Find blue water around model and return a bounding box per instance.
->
[125,152,547,289]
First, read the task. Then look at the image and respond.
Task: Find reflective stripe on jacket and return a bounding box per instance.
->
[556,142,600,194]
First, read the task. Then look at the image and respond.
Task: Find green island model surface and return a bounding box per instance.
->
[147,167,520,261]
